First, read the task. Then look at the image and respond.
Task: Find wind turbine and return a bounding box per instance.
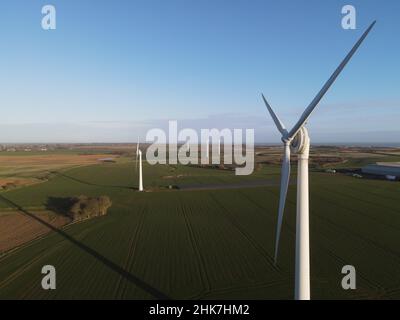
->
[136,139,143,192]
[262,21,375,300]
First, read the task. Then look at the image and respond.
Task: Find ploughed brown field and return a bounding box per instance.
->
[0,154,117,167]
[0,154,119,188]
[0,211,71,254]
[0,177,38,189]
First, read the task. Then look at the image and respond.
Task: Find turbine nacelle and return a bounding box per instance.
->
[290,127,309,156]
[281,127,308,154]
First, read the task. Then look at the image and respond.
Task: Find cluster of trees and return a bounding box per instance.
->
[68,196,112,221]
[47,195,112,222]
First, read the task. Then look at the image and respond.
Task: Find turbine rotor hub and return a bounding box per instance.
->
[281,136,290,144]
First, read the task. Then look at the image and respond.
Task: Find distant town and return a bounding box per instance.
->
[0,144,51,152]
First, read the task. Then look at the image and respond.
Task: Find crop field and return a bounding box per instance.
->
[0,211,70,253]
[0,148,400,299]
[0,151,120,191]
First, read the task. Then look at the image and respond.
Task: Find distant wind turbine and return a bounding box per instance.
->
[262,21,375,300]
[136,138,143,192]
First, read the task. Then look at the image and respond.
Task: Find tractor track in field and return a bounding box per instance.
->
[329,184,400,217]
[350,185,400,204]
[382,287,400,298]
[317,185,400,258]
[311,225,385,294]
[320,187,400,232]
[310,188,390,293]
[236,183,385,293]
[180,202,212,297]
[114,204,147,299]
[237,187,298,239]
[234,188,276,219]
[270,186,386,293]
[0,239,67,294]
[208,192,283,275]
[188,278,289,300]
[178,179,282,191]
[3,221,107,298]
[327,184,400,219]
[201,178,385,293]
[200,278,290,298]
[261,184,384,293]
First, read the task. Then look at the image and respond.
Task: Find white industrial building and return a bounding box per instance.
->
[361,162,400,180]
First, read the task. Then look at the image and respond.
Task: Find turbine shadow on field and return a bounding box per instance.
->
[0,194,170,299]
[50,171,137,190]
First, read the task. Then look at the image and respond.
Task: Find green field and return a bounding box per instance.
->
[0,157,400,299]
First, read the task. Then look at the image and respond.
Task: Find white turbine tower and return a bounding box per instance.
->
[136,139,143,192]
[262,21,375,300]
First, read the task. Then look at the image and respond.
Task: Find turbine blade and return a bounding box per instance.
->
[261,94,287,135]
[274,143,291,263]
[288,20,376,139]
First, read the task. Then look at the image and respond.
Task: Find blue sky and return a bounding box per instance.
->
[0,0,399,143]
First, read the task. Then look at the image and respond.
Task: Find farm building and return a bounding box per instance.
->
[361,162,400,179]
